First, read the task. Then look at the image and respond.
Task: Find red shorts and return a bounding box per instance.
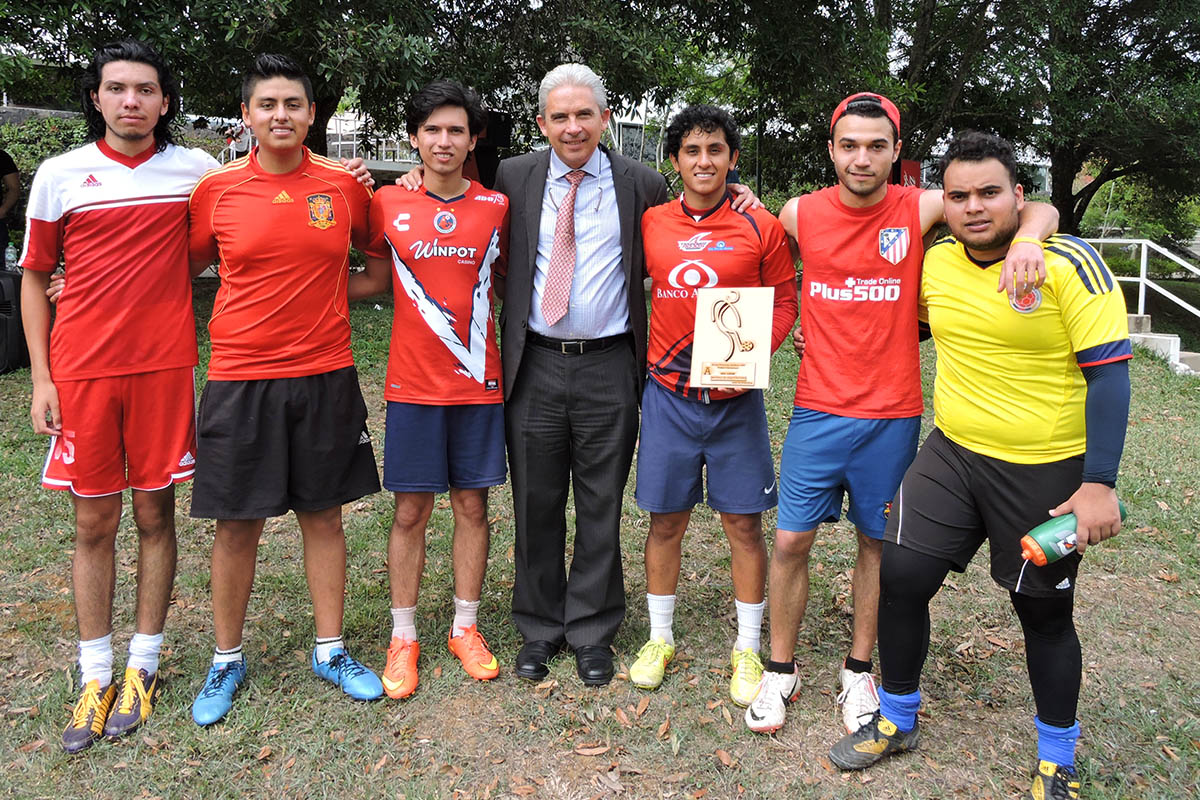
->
[42,367,197,496]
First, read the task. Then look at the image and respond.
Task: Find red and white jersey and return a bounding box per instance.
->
[20,140,217,381]
[366,182,508,404]
[642,193,798,401]
[189,147,384,381]
[792,184,925,418]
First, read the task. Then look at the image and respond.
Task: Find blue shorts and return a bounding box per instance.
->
[777,407,920,538]
[635,380,777,514]
[383,402,507,493]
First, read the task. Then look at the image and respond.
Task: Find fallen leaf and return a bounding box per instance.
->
[512,786,535,796]
[433,666,442,678]
[818,756,835,773]
[1163,745,1180,761]
[721,705,733,726]
[1156,500,1171,511]
[664,772,688,783]
[1156,571,1180,583]
[575,744,610,757]
[257,745,272,761]
[657,714,671,739]
[614,707,631,727]
[283,757,296,769]
[636,695,650,717]
[691,790,708,798]
[17,739,44,753]
[373,754,389,772]
[715,749,733,767]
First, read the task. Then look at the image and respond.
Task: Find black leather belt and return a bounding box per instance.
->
[526,330,628,355]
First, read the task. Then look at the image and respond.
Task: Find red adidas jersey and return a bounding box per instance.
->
[792,184,924,417]
[20,140,217,380]
[366,182,508,404]
[642,194,798,401]
[189,147,384,380]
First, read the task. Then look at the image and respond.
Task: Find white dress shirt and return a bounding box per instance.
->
[529,147,628,339]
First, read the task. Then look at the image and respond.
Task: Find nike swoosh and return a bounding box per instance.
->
[763,479,777,494]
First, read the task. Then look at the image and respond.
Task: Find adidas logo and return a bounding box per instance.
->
[358,431,371,445]
[1056,577,1071,590]
[178,452,195,467]
[272,190,294,204]
[80,174,102,188]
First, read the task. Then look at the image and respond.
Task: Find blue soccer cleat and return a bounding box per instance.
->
[191,659,246,726]
[312,647,383,700]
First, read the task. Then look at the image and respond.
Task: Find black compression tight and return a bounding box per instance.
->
[1011,590,1081,727]
[877,542,1082,726]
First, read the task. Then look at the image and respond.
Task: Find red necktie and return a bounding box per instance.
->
[541,169,587,326]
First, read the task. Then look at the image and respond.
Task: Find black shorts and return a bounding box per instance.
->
[190,366,380,519]
[883,427,1082,597]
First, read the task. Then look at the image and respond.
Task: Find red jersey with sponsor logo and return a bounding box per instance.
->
[189,147,384,380]
[366,182,508,404]
[20,140,217,380]
[792,184,924,417]
[642,194,798,401]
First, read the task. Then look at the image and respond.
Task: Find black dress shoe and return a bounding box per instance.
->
[515,640,560,681]
[574,645,614,686]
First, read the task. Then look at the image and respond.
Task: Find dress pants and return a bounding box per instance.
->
[506,337,640,648]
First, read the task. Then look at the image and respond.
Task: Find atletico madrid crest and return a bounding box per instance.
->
[306,193,336,230]
[879,227,910,265]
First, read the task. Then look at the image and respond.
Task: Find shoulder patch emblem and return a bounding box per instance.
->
[306,193,336,229]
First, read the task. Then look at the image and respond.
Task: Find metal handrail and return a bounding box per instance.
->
[1086,238,1200,319]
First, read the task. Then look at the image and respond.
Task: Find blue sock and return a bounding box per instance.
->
[877,687,921,732]
[1035,717,1080,768]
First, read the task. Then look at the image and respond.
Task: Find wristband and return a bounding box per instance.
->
[1010,236,1044,248]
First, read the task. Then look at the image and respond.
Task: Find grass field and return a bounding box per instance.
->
[2,281,1198,799]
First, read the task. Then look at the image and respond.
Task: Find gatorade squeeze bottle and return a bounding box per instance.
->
[1019,500,1128,566]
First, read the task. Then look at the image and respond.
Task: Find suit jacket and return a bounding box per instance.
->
[493,144,670,397]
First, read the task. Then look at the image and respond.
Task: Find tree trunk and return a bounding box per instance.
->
[307,95,336,158]
[1048,146,1082,235]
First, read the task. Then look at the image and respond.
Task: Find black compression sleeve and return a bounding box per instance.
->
[1080,359,1130,486]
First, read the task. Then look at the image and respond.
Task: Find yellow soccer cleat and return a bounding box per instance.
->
[729,648,764,707]
[629,638,676,690]
[382,637,420,699]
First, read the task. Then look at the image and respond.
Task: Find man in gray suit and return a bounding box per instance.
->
[495,64,669,686]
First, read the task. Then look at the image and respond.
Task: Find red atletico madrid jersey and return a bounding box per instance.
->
[188,147,384,380]
[642,193,798,401]
[366,182,508,404]
[792,184,925,417]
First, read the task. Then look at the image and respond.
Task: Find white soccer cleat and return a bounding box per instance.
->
[837,668,880,734]
[744,667,800,734]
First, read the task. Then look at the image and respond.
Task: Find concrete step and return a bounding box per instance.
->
[1130,332,1181,362]
[1179,351,1200,375]
[1128,314,1152,333]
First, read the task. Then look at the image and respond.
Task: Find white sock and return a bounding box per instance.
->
[78,632,114,688]
[734,599,765,653]
[126,632,164,675]
[647,593,676,646]
[314,635,343,663]
[451,596,480,638]
[390,606,417,642]
[213,644,243,666]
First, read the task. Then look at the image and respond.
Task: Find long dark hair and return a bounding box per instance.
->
[81,40,179,152]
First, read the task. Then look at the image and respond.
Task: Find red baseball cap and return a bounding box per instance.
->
[829,92,901,139]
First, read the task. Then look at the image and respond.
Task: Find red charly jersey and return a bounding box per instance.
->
[792,184,925,418]
[642,194,797,401]
[366,182,508,404]
[20,140,216,380]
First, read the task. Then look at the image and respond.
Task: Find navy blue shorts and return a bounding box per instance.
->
[383,402,506,493]
[635,380,777,515]
[777,406,920,538]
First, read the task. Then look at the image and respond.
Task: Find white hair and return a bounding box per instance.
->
[537,63,607,117]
